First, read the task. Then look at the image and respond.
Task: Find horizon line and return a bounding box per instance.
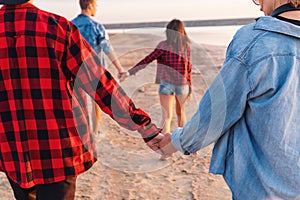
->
[104,17,256,29]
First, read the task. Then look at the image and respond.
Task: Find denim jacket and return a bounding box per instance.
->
[172,16,300,199]
[71,14,112,67]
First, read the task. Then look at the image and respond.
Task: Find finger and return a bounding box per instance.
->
[157,134,171,148]
[155,149,164,155]
[147,144,163,155]
[146,141,159,150]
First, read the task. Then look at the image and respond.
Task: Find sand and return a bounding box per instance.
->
[0,33,232,199]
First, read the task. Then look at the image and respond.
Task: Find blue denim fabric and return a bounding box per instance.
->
[158,80,189,96]
[172,16,300,199]
[71,14,113,67]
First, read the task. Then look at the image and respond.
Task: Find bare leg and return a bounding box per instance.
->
[159,94,174,134]
[175,94,189,127]
[91,102,101,134]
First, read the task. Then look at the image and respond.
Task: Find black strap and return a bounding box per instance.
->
[271,3,300,17]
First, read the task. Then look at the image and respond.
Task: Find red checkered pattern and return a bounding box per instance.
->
[0,3,159,188]
[128,40,192,86]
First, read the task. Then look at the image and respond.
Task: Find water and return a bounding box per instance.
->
[107,25,242,47]
[186,25,242,46]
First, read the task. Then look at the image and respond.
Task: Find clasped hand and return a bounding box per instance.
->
[146,133,178,158]
[119,72,128,82]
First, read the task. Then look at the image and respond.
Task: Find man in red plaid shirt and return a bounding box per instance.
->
[0,0,163,199]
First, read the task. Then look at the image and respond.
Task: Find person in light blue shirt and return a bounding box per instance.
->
[158,0,300,199]
[72,0,124,134]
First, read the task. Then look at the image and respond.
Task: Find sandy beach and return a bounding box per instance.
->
[0,32,231,200]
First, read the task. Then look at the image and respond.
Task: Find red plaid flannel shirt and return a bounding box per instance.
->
[0,3,159,188]
[128,40,192,86]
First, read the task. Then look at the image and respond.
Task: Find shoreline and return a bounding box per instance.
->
[107,25,238,46]
[104,18,255,29]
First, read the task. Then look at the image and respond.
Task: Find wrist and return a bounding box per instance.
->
[139,124,161,142]
[117,67,124,73]
[143,132,159,143]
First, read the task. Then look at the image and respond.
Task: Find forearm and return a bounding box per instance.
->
[65,24,159,141]
[92,71,159,140]
[171,102,211,155]
[171,59,250,154]
[171,75,229,154]
[106,51,124,73]
[128,48,162,75]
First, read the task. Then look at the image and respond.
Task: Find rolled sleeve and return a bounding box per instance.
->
[171,127,190,154]
[100,39,113,54]
[138,123,160,142]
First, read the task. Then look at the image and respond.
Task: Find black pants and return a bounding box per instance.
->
[7,176,77,200]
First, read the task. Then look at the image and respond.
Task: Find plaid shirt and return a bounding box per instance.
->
[128,40,192,86]
[0,3,159,188]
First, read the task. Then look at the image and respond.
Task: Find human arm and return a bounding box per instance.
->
[97,25,124,78]
[99,38,124,78]
[170,57,251,155]
[127,44,164,76]
[157,133,178,157]
[119,71,130,82]
[64,23,162,147]
[106,50,124,79]
[119,46,164,82]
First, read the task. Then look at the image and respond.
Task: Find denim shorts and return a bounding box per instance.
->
[158,80,189,96]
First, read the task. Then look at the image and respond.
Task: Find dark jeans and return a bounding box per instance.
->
[7,176,77,200]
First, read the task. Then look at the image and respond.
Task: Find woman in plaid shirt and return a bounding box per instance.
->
[121,19,192,135]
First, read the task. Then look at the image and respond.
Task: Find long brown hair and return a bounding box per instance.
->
[166,19,190,56]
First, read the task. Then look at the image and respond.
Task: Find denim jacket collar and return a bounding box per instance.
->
[254,16,300,39]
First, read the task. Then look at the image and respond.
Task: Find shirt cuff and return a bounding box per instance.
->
[103,46,113,54]
[171,128,190,155]
[128,68,136,76]
[138,123,160,142]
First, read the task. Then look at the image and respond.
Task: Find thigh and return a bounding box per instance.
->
[175,94,189,112]
[159,94,175,116]
[36,177,77,200]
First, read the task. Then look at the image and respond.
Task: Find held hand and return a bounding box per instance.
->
[158,133,178,158]
[145,133,165,155]
[117,69,123,79]
[119,72,128,82]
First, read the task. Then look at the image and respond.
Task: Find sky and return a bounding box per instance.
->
[34,0,262,24]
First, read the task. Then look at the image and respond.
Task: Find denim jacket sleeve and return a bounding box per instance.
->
[97,24,113,54]
[172,56,252,154]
